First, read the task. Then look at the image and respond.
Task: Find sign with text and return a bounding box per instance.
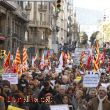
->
[50,105,69,110]
[2,73,18,84]
[73,48,92,65]
[83,74,99,88]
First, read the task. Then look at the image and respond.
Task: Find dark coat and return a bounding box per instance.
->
[38,87,56,100]
[39,103,50,110]
[54,93,63,104]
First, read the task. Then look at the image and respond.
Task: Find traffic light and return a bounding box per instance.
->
[56,0,61,10]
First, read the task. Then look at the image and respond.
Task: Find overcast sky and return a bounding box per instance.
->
[73,0,110,36]
[74,0,110,11]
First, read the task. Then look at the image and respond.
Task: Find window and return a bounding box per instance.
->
[40,13,42,22]
[25,31,28,41]
[44,13,46,22]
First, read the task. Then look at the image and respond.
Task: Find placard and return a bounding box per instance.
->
[2,73,18,84]
[8,105,25,110]
[50,105,69,110]
[83,74,99,87]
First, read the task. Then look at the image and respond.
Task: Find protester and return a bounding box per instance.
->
[87,86,110,110]
[73,90,87,110]
[1,44,110,110]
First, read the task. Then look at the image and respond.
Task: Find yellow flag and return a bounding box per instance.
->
[8,105,25,110]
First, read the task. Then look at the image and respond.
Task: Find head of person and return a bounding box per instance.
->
[45,93,53,105]
[89,88,97,98]
[67,87,74,95]
[59,85,66,95]
[11,84,18,92]
[54,84,61,92]
[62,75,69,84]
[75,90,83,100]
[98,86,107,99]
[2,80,10,92]
[62,94,71,104]
[107,85,110,93]
[21,74,27,80]
[44,81,50,91]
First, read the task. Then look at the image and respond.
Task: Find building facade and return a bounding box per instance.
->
[52,0,79,52]
[0,1,28,56]
[24,1,53,57]
[97,9,110,45]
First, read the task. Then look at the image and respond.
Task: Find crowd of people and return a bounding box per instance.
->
[0,61,110,110]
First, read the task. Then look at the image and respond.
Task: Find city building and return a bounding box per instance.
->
[0,1,28,56]
[24,1,53,57]
[52,0,79,52]
[97,9,110,45]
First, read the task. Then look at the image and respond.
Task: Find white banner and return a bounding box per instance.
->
[2,73,18,84]
[50,105,69,110]
[73,48,92,65]
[83,74,99,88]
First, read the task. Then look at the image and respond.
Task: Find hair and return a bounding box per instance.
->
[62,94,72,104]
[66,86,74,94]
[54,84,61,90]
[2,80,10,88]
[107,85,110,91]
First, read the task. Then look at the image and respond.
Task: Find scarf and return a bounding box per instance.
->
[97,95,106,110]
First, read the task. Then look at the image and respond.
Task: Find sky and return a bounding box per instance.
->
[73,0,110,37]
[74,0,110,11]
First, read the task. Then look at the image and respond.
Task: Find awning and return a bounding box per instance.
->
[0,36,6,40]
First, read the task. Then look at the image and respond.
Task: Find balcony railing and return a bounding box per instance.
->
[38,5,47,12]
[29,21,52,30]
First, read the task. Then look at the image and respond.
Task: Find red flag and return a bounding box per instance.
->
[3,51,10,69]
[22,47,28,72]
[15,48,21,65]
[86,55,92,70]
[93,40,100,71]
[80,51,86,68]
[100,50,106,66]
[63,52,68,66]
[46,50,50,59]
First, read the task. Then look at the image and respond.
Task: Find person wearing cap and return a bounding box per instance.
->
[87,86,110,110]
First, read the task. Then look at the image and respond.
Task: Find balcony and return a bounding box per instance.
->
[38,5,47,12]
[24,39,36,46]
[37,39,48,46]
[29,21,52,31]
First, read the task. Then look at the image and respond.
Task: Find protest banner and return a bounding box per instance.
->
[83,74,99,87]
[2,73,18,84]
[50,104,69,110]
[73,48,92,65]
[8,105,25,110]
